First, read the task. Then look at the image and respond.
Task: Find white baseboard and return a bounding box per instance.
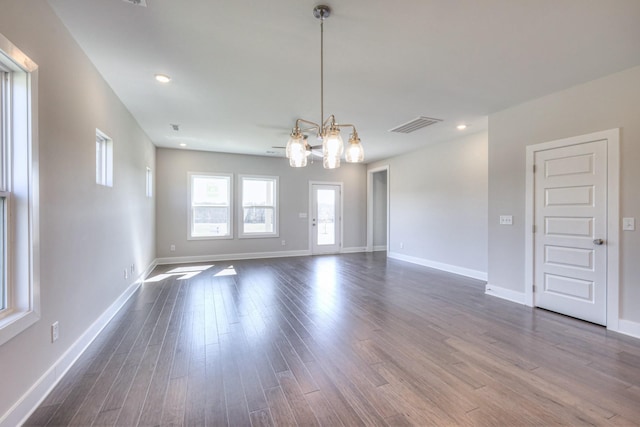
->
[373,245,387,252]
[2,277,144,427]
[616,319,640,340]
[156,249,312,265]
[341,246,367,254]
[484,283,526,305]
[387,251,488,281]
[156,247,371,265]
[140,259,158,280]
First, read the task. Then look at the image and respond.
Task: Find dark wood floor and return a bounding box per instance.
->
[26,253,640,426]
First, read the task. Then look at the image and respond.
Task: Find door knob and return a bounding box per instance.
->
[593,239,604,245]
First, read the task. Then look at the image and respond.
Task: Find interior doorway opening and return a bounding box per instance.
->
[367,166,389,252]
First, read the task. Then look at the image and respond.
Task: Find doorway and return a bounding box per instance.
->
[525,129,619,327]
[367,166,389,252]
[310,182,342,254]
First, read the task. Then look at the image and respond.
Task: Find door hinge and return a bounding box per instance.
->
[533,164,537,173]
[532,284,536,293]
[532,224,536,233]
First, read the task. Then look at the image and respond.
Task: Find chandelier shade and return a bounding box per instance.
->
[285,5,363,169]
[322,127,344,158]
[285,130,309,168]
[345,133,364,163]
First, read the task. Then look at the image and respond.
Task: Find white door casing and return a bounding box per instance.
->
[525,129,619,329]
[309,182,342,254]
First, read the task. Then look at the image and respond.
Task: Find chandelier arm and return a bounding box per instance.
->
[295,118,321,132]
[334,123,358,133]
[322,114,336,129]
[299,126,319,134]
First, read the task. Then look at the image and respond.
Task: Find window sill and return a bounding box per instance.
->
[0,309,39,346]
[187,235,234,241]
[238,233,279,239]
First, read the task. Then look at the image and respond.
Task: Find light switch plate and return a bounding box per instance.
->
[499,215,513,225]
[299,213,308,218]
[623,217,635,231]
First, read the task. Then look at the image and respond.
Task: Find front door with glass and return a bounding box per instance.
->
[311,184,341,254]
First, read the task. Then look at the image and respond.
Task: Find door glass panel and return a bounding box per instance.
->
[316,189,335,246]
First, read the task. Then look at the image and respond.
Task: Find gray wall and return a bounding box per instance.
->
[0,1,156,419]
[369,131,488,275]
[372,170,387,248]
[156,148,367,259]
[488,65,640,323]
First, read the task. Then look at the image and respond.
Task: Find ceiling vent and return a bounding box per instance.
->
[389,116,443,134]
[122,0,147,6]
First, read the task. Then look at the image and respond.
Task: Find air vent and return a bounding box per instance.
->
[122,0,147,6]
[389,116,443,134]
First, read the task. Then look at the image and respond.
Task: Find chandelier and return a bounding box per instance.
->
[285,5,364,169]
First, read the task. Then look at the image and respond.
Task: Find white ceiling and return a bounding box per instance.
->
[47,0,640,163]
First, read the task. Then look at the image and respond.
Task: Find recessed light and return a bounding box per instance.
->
[179,143,187,147]
[154,74,171,83]
[457,124,467,130]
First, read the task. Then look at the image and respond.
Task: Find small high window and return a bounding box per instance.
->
[146,167,153,198]
[96,129,113,187]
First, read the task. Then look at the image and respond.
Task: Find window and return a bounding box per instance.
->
[239,175,278,238]
[96,129,113,187]
[0,33,40,346]
[189,173,232,239]
[146,167,152,198]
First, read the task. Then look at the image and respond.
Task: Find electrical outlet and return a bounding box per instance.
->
[124,269,129,279]
[170,244,176,252]
[400,242,404,249]
[51,322,59,342]
[623,217,635,231]
[281,240,286,246]
[499,215,513,225]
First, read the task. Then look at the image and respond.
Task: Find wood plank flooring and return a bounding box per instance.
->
[25,253,640,426]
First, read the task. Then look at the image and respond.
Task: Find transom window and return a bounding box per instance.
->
[239,175,278,238]
[189,173,232,239]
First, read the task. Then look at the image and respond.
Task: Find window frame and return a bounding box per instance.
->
[188,172,233,240]
[146,166,152,198]
[238,174,279,239]
[96,128,113,187]
[0,191,8,312]
[0,32,40,346]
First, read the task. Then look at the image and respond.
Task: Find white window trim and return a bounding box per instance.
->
[146,166,152,198]
[187,172,233,240]
[96,128,113,187]
[0,32,40,346]
[238,174,279,239]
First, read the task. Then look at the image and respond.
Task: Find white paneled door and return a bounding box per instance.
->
[311,184,341,254]
[534,139,607,325]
